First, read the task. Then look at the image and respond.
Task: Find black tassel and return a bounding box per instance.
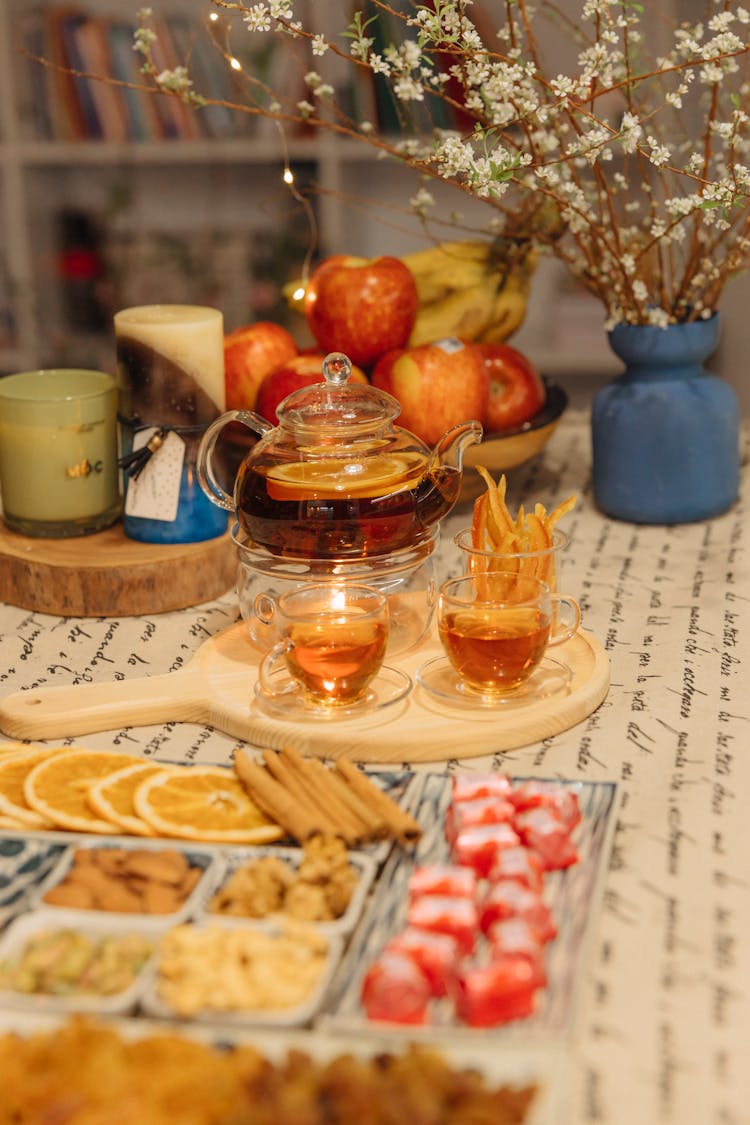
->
[118,427,168,480]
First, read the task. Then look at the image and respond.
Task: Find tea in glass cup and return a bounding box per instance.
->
[255,583,389,709]
[436,571,580,696]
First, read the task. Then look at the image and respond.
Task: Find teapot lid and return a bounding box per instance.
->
[276,352,401,435]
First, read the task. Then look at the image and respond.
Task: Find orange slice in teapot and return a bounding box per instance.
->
[266,452,425,501]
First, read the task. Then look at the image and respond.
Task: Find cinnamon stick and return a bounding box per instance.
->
[233,749,322,842]
[278,747,366,845]
[305,758,372,844]
[320,768,389,839]
[259,751,339,841]
[335,759,422,844]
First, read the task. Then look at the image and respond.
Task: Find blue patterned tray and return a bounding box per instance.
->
[324,774,619,1041]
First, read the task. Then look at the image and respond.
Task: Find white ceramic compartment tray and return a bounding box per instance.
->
[0,909,158,1017]
[28,841,220,932]
[0,772,619,1044]
[140,924,344,1029]
[194,845,378,938]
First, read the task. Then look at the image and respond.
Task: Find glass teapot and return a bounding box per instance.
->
[196,352,482,559]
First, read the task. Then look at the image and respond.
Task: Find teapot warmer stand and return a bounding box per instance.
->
[0,621,610,763]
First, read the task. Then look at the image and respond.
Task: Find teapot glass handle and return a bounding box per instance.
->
[196,410,274,512]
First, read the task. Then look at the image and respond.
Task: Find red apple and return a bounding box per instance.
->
[477,342,547,432]
[255,353,369,424]
[305,254,419,368]
[224,321,298,410]
[371,338,489,446]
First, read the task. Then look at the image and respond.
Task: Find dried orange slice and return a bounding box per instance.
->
[0,742,37,759]
[0,747,70,827]
[87,762,167,837]
[266,453,423,502]
[0,813,30,829]
[24,750,142,834]
[134,767,284,844]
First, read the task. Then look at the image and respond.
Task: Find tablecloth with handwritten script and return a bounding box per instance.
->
[0,410,748,1125]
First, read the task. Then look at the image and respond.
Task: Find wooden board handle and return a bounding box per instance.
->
[0,668,205,741]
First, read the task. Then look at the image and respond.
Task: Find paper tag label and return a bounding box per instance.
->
[124,429,185,522]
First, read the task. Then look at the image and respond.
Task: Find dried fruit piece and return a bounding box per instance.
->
[86,763,165,837]
[24,751,141,834]
[134,768,283,844]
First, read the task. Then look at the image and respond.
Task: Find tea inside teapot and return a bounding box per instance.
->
[235,445,462,559]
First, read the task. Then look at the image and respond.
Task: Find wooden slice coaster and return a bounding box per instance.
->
[0,519,236,617]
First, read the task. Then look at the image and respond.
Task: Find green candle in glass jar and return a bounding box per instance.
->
[0,368,121,538]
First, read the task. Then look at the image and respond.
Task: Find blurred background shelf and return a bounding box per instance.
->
[0,0,745,414]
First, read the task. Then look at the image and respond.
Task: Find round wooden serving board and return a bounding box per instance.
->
[0,621,609,763]
[0,520,236,616]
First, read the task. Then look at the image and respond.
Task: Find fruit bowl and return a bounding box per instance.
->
[461,379,568,501]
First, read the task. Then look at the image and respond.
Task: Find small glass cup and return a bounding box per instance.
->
[433,570,580,698]
[254,583,411,716]
[0,369,120,538]
[454,527,569,592]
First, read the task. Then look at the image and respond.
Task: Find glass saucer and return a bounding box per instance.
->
[253,665,412,721]
[416,656,571,710]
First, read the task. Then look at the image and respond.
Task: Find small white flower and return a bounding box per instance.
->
[411,187,435,213]
[647,137,671,167]
[243,4,271,32]
[155,67,191,93]
[369,54,391,76]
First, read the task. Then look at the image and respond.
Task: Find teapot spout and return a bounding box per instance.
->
[431,419,483,472]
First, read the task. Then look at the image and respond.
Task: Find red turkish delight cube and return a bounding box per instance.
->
[361,949,432,1025]
[488,844,545,892]
[453,957,539,1027]
[406,894,479,956]
[385,927,460,997]
[408,864,478,901]
[510,780,582,829]
[451,822,521,878]
[445,796,516,843]
[479,880,557,942]
[487,918,548,986]
[451,772,513,803]
[514,806,579,870]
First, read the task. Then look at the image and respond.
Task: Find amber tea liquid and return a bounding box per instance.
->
[285,615,387,704]
[235,457,461,558]
[439,607,550,693]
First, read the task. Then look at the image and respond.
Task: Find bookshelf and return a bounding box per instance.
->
[0,0,337,372]
[1,0,744,414]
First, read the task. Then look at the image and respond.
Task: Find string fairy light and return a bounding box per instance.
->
[273,121,319,286]
[204,4,318,285]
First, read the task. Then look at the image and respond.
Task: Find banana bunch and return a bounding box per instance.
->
[401,238,536,347]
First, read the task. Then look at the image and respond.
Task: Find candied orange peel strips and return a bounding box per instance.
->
[469,468,577,589]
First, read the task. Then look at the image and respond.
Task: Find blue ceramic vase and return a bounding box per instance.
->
[591,314,739,524]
